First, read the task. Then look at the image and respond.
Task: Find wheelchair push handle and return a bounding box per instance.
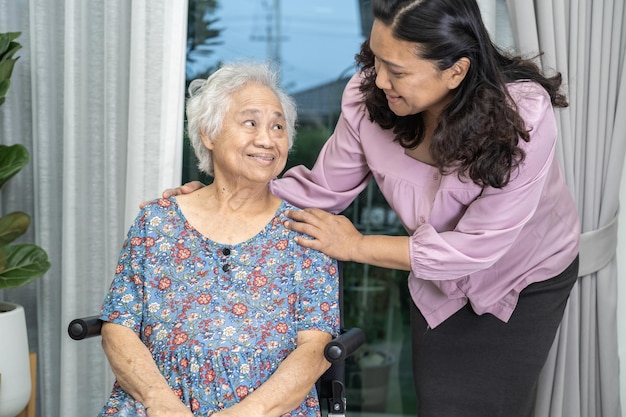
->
[324,327,365,363]
[68,315,103,340]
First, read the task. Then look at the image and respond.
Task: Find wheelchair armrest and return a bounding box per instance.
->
[324,327,365,363]
[68,315,103,340]
[67,317,365,363]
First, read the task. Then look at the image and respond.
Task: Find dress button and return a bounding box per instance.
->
[419,215,426,224]
[222,248,231,256]
[222,264,231,272]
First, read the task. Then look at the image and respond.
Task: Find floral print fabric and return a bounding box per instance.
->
[98,198,340,416]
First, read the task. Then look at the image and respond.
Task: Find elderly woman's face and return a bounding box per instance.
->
[207,82,289,184]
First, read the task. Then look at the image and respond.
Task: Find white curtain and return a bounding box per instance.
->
[507,1,625,417]
[619,151,626,416]
[0,0,187,415]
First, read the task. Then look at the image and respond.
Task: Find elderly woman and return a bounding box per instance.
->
[98,62,340,417]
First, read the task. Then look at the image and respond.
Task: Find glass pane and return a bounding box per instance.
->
[184,1,415,415]
[184,0,365,182]
[341,181,415,416]
[185,1,514,415]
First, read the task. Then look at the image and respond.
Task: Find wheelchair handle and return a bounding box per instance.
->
[324,327,365,363]
[68,315,103,340]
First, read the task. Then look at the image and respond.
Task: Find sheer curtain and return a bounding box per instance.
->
[619,156,626,416]
[0,0,187,415]
[507,1,625,416]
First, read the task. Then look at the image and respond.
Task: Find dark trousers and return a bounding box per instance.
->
[410,256,579,417]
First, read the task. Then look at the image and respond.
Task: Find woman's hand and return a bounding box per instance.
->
[101,322,194,417]
[162,181,205,198]
[284,208,363,262]
[211,330,332,417]
[139,181,205,209]
[286,208,412,271]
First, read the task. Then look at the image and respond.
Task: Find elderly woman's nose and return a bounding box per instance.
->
[254,127,273,145]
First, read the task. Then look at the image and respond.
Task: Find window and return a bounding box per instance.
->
[183,0,364,186]
[185,1,514,415]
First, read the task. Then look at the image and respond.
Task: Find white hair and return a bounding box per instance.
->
[186,61,297,176]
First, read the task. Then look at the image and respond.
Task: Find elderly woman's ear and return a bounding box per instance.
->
[201,132,214,150]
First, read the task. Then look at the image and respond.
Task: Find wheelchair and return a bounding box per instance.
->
[67,265,365,417]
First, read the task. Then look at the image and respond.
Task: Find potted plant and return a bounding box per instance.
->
[0,31,50,417]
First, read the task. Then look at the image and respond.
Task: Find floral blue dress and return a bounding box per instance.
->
[98,198,340,416]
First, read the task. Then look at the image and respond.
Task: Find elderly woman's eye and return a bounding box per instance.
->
[273,123,284,130]
[244,120,256,127]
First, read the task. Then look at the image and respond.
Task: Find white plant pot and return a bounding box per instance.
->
[0,302,31,417]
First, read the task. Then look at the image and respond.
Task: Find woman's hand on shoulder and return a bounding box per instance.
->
[139,181,205,209]
[284,208,362,262]
[163,181,205,198]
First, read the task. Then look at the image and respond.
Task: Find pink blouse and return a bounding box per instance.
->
[270,73,580,328]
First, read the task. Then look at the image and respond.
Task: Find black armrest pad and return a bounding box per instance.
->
[68,315,103,340]
[324,327,365,363]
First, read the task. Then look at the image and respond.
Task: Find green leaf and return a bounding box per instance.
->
[0,248,7,271]
[0,212,30,246]
[0,32,21,105]
[0,79,10,98]
[0,244,50,289]
[0,34,9,56]
[0,41,22,61]
[0,32,21,55]
[0,144,30,189]
[0,56,19,81]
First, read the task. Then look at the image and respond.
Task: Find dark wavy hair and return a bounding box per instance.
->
[356,0,568,188]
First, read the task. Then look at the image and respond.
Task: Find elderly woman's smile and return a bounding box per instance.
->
[247,151,276,162]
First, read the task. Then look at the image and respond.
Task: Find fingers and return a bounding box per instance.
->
[162,188,180,198]
[284,210,318,236]
[284,209,330,253]
[293,235,319,251]
[162,181,205,198]
[285,208,327,223]
[140,182,206,210]
[184,181,205,192]
[283,220,313,239]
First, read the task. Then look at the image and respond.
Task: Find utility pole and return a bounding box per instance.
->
[250,0,284,80]
[270,0,281,66]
